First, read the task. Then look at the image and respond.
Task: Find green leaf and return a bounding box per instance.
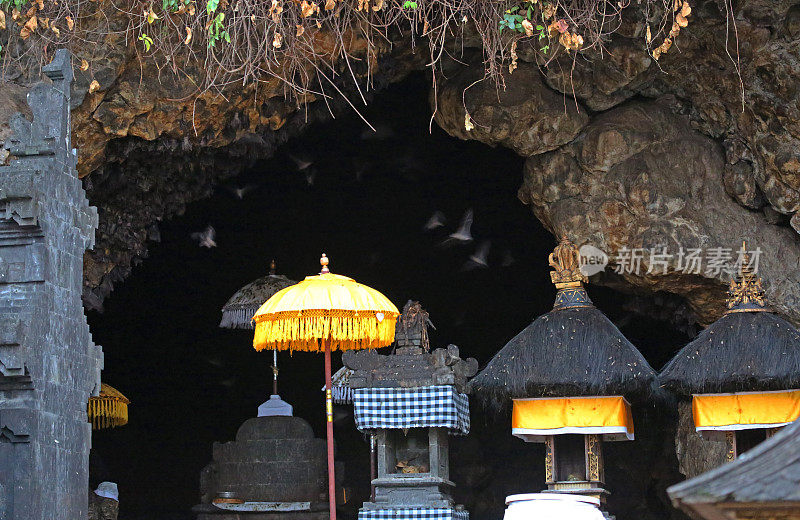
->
[224,31,230,42]
[138,33,153,52]
[206,0,219,14]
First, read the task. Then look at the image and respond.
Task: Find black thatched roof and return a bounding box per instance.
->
[469,290,656,410]
[659,310,800,396]
[668,418,800,520]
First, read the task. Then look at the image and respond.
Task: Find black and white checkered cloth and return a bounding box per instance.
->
[358,508,469,520]
[353,385,470,435]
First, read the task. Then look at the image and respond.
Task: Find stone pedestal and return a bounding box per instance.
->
[195,416,336,520]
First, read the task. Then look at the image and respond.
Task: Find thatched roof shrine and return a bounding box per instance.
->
[469,237,655,410]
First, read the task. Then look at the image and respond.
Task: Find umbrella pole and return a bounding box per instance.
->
[273,349,278,395]
[324,338,337,520]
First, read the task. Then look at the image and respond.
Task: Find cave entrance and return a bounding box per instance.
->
[85,73,687,520]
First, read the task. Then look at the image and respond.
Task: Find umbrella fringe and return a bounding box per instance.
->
[88,395,129,430]
[220,307,258,329]
[254,315,397,352]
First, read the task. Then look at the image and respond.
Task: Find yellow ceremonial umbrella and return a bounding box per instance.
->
[253,254,399,520]
[88,383,130,430]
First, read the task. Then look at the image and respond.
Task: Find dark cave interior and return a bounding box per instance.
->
[86,73,692,520]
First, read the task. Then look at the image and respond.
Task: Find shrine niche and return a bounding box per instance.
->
[660,243,800,470]
[470,237,655,510]
[344,301,477,520]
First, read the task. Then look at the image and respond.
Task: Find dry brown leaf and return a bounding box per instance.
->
[80,58,89,71]
[542,3,554,20]
[25,5,36,17]
[509,40,518,74]
[357,0,367,11]
[51,24,60,37]
[272,32,282,47]
[300,0,317,17]
[147,8,159,23]
[295,23,304,36]
[372,0,383,11]
[20,16,38,40]
[559,31,582,50]
[269,0,282,22]
[464,112,474,132]
[0,10,6,30]
[184,26,192,44]
[681,1,691,17]
[65,15,73,30]
[11,8,20,20]
[89,80,100,93]
[660,37,673,53]
[645,24,651,43]
[324,0,334,9]
[652,48,661,60]
[315,20,321,28]
[673,0,681,11]
[669,21,680,37]
[521,19,533,37]
[36,0,43,9]
[676,12,688,27]
[40,17,48,29]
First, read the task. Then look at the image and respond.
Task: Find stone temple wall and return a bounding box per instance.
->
[0,50,103,519]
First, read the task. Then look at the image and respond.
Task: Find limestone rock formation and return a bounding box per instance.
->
[674,402,727,478]
[1,0,800,327]
[432,55,588,157]
[518,100,800,324]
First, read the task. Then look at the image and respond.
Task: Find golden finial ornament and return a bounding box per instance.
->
[726,241,767,312]
[549,235,588,289]
[269,259,277,275]
[320,253,330,274]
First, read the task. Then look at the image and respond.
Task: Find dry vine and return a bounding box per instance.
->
[0,0,688,114]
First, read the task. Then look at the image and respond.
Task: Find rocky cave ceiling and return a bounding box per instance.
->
[3,0,800,327]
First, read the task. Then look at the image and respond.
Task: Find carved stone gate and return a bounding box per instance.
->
[0,50,103,519]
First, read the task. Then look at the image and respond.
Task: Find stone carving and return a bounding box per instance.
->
[0,50,102,519]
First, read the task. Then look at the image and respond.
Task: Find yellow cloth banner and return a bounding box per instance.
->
[692,390,800,431]
[511,396,634,441]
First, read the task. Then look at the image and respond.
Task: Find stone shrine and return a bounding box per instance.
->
[194,415,340,520]
[0,50,103,520]
[344,301,477,520]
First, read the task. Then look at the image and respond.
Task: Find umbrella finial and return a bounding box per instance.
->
[269,259,277,275]
[320,253,330,274]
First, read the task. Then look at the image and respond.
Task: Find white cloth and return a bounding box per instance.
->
[258,395,293,417]
[94,482,119,501]
[503,494,604,520]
